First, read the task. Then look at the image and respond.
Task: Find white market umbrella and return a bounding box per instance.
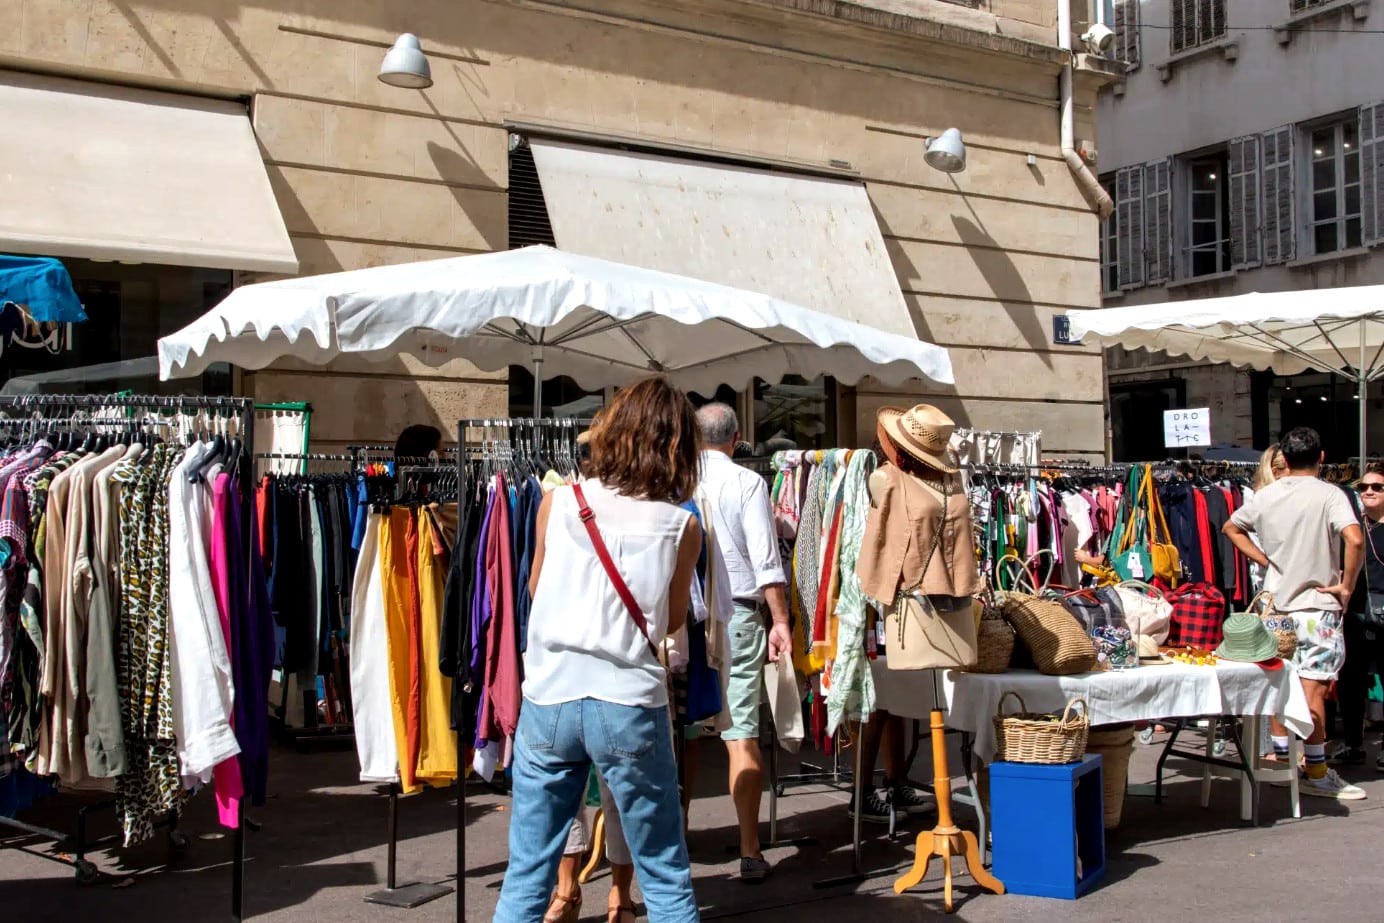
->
[1066,286,1384,464]
[158,246,953,409]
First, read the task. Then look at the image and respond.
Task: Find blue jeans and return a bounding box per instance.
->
[493,698,699,923]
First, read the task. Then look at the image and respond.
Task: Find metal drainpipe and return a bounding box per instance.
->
[1059,0,1115,219]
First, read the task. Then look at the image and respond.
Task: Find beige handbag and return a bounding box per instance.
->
[884,476,979,670]
[1112,580,1173,644]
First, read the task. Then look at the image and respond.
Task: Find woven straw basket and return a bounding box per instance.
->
[973,617,1015,674]
[1086,725,1136,828]
[993,692,1089,764]
[1000,592,1097,675]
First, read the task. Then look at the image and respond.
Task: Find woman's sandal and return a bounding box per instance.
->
[543,890,582,923]
[608,903,637,923]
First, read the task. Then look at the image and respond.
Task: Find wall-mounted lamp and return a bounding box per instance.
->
[378,33,433,89]
[924,128,967,174]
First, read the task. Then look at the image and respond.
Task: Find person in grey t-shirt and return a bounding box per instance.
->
[1224,427,1366,801]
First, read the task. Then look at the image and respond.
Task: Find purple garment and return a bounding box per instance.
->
[219,475,274,806]
[470,485,497,751]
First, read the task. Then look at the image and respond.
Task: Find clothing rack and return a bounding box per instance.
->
[254,452,359,750]
[0,393,255,922]
[444,417,592,922]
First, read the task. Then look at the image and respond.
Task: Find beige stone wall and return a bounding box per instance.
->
[2,0,1107,457]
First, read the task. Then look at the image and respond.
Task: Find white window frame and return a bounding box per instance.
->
[1304,116,1364,256]
[1185,152,1230,277]
[1171,0,1228,54]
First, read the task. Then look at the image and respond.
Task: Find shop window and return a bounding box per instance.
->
[507,365,603,419]
[1110,380,1185,462]
[754,376,831,455]
[1170,0,1227,54]
[1306,117,1363,255]
[0,259,232,396]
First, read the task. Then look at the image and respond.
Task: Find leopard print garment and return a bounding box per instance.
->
[113,445,186,846]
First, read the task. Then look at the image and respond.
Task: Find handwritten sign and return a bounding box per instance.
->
[1163,408,1211,448]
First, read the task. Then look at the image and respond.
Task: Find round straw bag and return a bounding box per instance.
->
[993,692,1089,764]
[1247,591,1297,659]
[1086,724,1136,828]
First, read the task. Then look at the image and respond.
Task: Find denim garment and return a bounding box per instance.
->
[494,697,699,923]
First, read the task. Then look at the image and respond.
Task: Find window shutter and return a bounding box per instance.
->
[1116,165,1146,289]
[1209,0,1227,41]
[1361,101,1384,245]
[1114,0,1141,67]
[1171,0,1190,53]
[1261,125,1296,265]
[1143,159,1173,285]
[1229,135,1261,268]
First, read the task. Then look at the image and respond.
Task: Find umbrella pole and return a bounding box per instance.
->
[1361,327,1368,470]
[533,354,544,419]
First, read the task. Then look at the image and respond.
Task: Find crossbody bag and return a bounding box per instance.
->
[572,483,661,658]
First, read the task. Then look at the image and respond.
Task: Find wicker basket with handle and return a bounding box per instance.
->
[1246,590,1296,659]
[993,692,1089,764]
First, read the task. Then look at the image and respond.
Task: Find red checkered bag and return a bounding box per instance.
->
[1164,582,1227,649]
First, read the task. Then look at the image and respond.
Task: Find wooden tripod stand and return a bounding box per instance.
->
[893,709,1005,912]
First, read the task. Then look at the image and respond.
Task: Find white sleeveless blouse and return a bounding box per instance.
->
[523,479,692,709]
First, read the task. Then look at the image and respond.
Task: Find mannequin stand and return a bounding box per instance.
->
[893,709,1004,912]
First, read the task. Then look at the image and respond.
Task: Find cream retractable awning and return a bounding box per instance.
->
[527,139,916,339]
[0,71,297,274]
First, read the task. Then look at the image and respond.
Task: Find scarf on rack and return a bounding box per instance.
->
[825,449,877,737]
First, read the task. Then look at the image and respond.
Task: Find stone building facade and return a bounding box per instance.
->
[1,0,1113,456]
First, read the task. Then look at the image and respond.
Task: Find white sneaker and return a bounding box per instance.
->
[1302,768,1367,801]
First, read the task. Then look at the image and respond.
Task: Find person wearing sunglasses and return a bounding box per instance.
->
[1339,463,1384,769]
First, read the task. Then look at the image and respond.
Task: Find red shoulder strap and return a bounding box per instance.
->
[572,483,658,656]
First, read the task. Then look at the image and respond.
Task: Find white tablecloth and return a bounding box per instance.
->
[941,662,1314,764]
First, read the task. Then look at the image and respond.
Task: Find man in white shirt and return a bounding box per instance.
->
[693,403,792,882]
[1224,426,1366,801]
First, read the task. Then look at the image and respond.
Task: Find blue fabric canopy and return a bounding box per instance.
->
[0,255,86,323]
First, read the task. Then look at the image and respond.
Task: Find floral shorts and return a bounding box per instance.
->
[1289,609,1345,681]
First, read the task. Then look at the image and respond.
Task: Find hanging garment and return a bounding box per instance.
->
[827,450,878,736]
[380,508,420,793]
[351,511,398,783]
[114,445,188,846]
[167,445,240,786]
[415,508,456,784]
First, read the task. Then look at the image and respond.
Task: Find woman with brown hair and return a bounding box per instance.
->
[494,377,704,923]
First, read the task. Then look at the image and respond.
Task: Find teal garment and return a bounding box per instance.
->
[826,449,878,737]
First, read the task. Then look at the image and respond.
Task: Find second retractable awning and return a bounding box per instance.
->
[526,139,917,340]
[0,70,298,274]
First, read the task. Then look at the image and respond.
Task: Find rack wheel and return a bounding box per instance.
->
[74,859,99,885]
[775,783,786,797]
[1212,738,1228,758]
[1137,727,1156,746]
[168,831,190,855]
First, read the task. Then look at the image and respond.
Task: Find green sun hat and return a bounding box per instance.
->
[1215,612,1281,665]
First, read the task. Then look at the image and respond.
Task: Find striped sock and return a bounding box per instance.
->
[1271,735,1291,759]
[1305,743,1327,779]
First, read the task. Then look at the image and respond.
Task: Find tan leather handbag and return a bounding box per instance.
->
[884,476,979,670]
